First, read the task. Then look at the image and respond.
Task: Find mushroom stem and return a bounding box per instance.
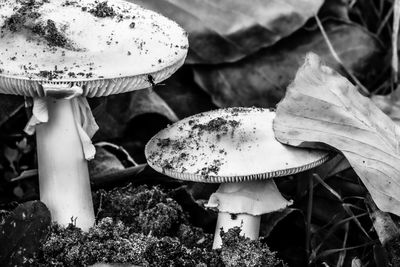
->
[208,180,292,249]
[213,212,261,249]
[36,97,94,231]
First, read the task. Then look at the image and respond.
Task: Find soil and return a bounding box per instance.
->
[148,113,242,178]
[89,1,116,18]
[1,0,75,51]
[13,185,286,266]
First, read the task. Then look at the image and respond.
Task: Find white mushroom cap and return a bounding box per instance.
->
[145,107,330,183]
[0,0,188,97]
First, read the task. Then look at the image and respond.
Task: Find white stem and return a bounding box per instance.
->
[36,97,94,231]
[209,180,293,249]
[212,212,260,249]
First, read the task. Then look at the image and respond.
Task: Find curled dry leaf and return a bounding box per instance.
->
[130,0,323,63]
[94,89,178,140]
[372,91,400,126]
[273,53,400,216]
[194,23,383,108]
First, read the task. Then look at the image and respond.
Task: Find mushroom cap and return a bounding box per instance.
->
[0,0,188,97]
[145,107,330,183]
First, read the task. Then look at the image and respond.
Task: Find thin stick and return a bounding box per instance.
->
[377,5,394,36]
[392,0,400,85]
[314,15,370,96]
[306,174,314,258]
[11,163,148,188]
[336,222,349,267]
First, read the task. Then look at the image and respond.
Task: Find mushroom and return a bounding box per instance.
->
[145,107,329,248]
[0,0,188,230]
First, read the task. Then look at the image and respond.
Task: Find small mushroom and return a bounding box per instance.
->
[145,107,329,248]
[0,0,188,230]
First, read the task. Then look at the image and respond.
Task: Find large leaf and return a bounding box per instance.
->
[273,53,400,216]
[372,91,400,126]
[194,23,383,108]
[130,0,324,64]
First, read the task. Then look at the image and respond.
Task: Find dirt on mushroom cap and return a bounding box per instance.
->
[145,107,330,183]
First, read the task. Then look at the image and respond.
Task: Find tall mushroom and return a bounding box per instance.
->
[0,0,188,230]
[145,107,329,248]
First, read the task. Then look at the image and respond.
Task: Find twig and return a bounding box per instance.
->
[306,174,314,259]
[10,164,148,188]
[336,221,349,267]
[314,15,370,96]
[392,0,400,85]
[377,5,394,36]
[91,164,147,188]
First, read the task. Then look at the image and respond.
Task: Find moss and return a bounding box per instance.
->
[36,218,153,266]
[95,185,186,236]
[137,201,182,236]
[177,224,213,249]
[220,227,287,267]
[32,185,285,266]
[143,236,222,267]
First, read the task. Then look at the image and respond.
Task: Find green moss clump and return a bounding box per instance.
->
[177,224,213,249]
[33,185,286,266]
[220,227,287,267]
[37,218,153,266]
[137,202,182,236]
[35,217,221,267]
[143,236,222,267]
[95,185,186,237]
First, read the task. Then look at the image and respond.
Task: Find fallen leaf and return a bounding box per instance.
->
[319,0,351,21]
[130,0,324,63]
[372,92,400,126]
[94,89,178,140]
[273,53,400,216]
[155,67,216,119]
[194,23,383,108]
[88,146,125,178]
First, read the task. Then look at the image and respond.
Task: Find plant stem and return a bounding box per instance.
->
[306,174,314,259]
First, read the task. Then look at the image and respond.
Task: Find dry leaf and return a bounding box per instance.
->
[194,23,383,108]
[130,0,323,63]
[94,89,178,140]
[273,53,400,216]
[372,91,400,126]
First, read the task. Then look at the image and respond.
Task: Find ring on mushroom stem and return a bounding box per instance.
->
[145,107,330,248]
[0,0,188,231]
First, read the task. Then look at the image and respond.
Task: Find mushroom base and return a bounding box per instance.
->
[212,212,261,249]
[36,97,95,231]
